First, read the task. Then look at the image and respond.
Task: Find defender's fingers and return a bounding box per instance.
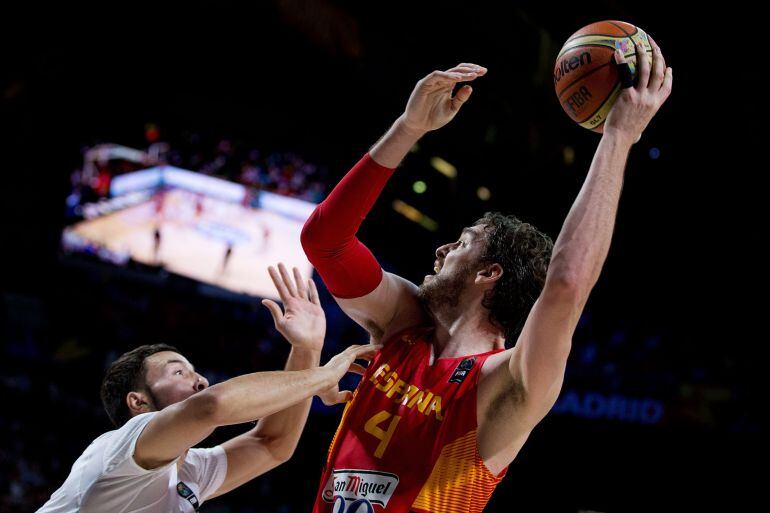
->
[261,299,284,326]
[292,267,308,299]
[308,279,320,305]
[277,262,298,297]
[267,265,291,302]
[349,363,368,375]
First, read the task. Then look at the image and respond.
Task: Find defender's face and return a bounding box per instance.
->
[142,351,209,410]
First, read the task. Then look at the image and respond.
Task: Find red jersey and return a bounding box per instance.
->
[313,326,507,513]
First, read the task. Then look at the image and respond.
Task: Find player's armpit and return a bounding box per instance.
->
[206,434,283,499]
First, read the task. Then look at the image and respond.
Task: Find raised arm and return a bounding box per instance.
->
[208,264,327,497]
[301,63,487,341]
[478,41,673,475]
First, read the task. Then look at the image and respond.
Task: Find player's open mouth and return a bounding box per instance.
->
[424,264,440,282]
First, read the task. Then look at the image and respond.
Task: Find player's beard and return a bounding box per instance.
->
[144,384,187,412]
[418,263,475,317]
[144,385,164,411]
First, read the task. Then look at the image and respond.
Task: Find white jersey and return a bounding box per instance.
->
[37,412,228,513]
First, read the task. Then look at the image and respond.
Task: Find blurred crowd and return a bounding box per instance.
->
[65,129,328,221]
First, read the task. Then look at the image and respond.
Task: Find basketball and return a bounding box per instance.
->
[554,21,653,132]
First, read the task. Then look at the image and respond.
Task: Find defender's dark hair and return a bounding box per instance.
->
[100,344,179,427]
[474,212,554,343]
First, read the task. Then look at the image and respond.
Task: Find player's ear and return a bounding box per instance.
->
[475,263,503,285]
[127,391,153,415]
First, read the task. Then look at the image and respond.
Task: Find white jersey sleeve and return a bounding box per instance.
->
[181,446,228,501]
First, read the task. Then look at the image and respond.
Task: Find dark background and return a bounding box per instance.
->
[1,1,763,511]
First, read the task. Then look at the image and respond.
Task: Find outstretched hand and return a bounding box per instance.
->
[399,62,487,135]
[262,263,326,353]
[319,343,381,405]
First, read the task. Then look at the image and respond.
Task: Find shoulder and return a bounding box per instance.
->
[479,348,514,380]
[101,413,156,448]
[102,412,161,472]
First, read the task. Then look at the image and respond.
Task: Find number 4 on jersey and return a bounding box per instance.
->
[364,411,401,458]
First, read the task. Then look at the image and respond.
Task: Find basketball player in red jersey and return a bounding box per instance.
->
[303,42,672,513]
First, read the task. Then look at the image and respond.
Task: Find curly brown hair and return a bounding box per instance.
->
[474,212,553,344]
[100,343,179,427]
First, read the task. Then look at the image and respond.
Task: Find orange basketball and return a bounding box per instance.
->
[554,20,653,132]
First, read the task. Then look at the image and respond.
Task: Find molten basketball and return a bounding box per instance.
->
[554,21,652,132]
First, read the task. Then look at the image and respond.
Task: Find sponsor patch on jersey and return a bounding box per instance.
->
[449,357,475,384]
[322,469,399,507]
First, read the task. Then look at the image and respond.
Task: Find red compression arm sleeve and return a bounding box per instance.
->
[301,153,396,298]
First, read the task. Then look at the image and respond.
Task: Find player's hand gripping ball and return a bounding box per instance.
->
[554,20,654,132]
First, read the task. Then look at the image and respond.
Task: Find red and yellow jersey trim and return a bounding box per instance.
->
[411,429,506,513]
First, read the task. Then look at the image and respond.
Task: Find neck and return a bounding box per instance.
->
[428,300,505,359]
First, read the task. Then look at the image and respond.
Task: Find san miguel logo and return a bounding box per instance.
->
[553,51,592,85]
[322,469,399,507]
